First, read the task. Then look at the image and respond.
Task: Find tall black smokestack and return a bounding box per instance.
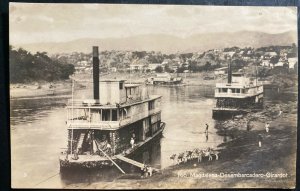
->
[227,61,232,84]
[93,46,99,100]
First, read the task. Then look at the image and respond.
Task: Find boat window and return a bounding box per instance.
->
[232,89,236,93]
[242,89,246,94]
[148,100,155,110]
[112,109,118,121]
[102,110,110,121]
[119,82,123,90]
[118,108,123,119]
[221,88,227,93]
[236,89,240,93]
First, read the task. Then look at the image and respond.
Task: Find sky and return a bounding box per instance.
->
[9,3,297,45]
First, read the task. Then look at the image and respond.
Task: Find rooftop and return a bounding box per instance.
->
[214,67,228,71]
[125,83,141,88]
[100,79,126,82]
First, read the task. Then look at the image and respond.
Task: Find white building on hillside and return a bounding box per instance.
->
[288,57,298,69]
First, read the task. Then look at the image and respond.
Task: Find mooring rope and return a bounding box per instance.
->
[33,172,60,187]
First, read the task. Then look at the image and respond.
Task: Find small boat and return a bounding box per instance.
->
[212,63,264,119]
[59,47,165,170]
[146,73,183,86]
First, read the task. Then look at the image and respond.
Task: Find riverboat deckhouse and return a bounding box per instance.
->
[212,64,264,118]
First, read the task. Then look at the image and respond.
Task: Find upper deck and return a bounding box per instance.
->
[66,80,162,130]
[215,73,263,98]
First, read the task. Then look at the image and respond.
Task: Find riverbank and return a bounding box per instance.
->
[65,98,297,189]
[76,71,222,86]
[9,72,219,99]
[10,80,72,99]
[9,71,297,99]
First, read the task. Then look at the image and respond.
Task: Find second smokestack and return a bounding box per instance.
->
[227,62,232,84]
[93,46,100,100]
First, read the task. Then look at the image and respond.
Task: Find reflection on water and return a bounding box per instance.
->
[147,86,223,168]
[10,96,70,126]
[11,85,257,187]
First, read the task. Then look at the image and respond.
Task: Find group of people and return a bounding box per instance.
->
[140,165,153,178]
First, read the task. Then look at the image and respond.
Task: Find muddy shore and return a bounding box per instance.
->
[64,96,297,189]
[9,80,73,99]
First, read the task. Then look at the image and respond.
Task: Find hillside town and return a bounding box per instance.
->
[51,44,298,76]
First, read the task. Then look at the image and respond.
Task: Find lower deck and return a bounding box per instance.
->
[215,93,263,109]
[212,108,248,119]
[60,122,165,168]
[213,93,264,119]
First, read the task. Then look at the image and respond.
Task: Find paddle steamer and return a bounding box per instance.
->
[212,63,264,118]
[146,73,183,85]
[59,47,165,170]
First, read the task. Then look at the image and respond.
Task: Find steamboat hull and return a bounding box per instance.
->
[59,123,165,170]
[146,80,183,86]
[212,108,248,119]
[212,93,264,119]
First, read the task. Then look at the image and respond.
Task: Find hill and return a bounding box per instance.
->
[14,31,297,54]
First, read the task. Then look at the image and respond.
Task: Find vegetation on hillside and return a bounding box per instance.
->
[10,46,75,83]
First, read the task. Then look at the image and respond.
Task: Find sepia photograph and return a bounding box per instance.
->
[9,3,297,189]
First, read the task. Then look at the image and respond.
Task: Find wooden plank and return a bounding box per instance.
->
[115,155,144,168]
[115,155,159,171]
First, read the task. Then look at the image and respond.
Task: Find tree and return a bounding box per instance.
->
[155,66,163,73]
[291,43,297,54]
[177,67,185,73]
[9,46,75,83]
[231,59,246,70]
[204,62,212,71]
[164,65,174,73]
[270,56,279,65]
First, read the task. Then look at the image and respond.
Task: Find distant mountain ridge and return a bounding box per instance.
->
[14,31,297,54]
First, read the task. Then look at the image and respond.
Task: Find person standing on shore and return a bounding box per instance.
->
[246,119,251,131]
[205,124,209,134]
[265,122,270,133]
[258,134,262,147]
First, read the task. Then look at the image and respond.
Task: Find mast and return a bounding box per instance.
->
[71,78,74,155]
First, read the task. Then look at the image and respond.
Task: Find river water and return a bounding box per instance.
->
[10,85,286,188]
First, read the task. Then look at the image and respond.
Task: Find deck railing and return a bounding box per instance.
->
[215,82,263,88]
[214,91,263,98]
[67,108,161,129]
